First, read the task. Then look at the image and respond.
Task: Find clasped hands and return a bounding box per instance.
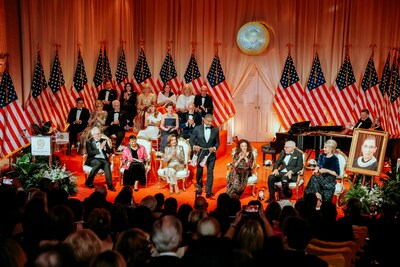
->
[272,169,293,179]
[193,145,215,153]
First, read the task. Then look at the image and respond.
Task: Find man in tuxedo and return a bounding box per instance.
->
[266,140,303,203]
[66,97,90,154]
[104,100,126,152]
[190,114,220,199]
[84,127,116,191]
[97,80,118,112]
[179,102,202,139]
[194,85,213,117]
[347,108,372,130]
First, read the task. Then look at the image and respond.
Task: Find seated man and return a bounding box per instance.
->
[66,97,90,154]
[84,127,116,191]
[104,100,126,152]
[97,80,118,112]
[179,102,202,139]
[266,140,303,203]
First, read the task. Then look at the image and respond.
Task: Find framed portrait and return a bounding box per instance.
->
[347,129,388,176]
[237,22,270,55]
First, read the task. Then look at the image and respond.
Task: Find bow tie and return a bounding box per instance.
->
[96,140,101,143]
[77,108,81,111]
[205,126,212,129]
[114,111,119,114]
[286,153,292,156]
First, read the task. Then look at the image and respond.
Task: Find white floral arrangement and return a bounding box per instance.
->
[43,164,78,184]
[345,183,384,214]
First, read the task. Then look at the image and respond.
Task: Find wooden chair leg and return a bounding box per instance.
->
[182,179,186,191]
[252,185,256,197]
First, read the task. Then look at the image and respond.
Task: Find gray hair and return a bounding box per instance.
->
[204,114,213,120]
[285,140,296,148]
[91,127,101,136]
[151,215,182,253]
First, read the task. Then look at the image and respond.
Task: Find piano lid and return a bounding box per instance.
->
[309,125,344,132]
[287,121,311,135]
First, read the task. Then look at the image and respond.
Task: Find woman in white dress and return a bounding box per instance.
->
[137,103,162,139]
[176,83,195,117]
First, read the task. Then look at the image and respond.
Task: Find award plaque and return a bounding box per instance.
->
[237,22,269,55]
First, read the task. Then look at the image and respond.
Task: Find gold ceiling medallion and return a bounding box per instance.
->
[237,22,269,55]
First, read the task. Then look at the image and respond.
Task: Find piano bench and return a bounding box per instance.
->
[261,145,276,162]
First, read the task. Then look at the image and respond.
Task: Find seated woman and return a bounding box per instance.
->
[135,84,156,131]
[120,135,148,191]
[119,82,137,128]
[80,100,111,154]
[159,102,179,152]
[304,139,340,202]
[157,83,176,114]
[226,139,254,198]
[159,134,185,195]
[137,103,162,140]
[176,84,195,118]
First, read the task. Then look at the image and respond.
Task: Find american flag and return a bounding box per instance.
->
[157,50,181,95]
[184,53,203,95]
[387,55,400,137]
[93,48,104,96]
[272,54,303,130]
[48,52,69,130]
[379,53,391,132]
[206,54,236,127]
[133,48,157,93]
[0,70,31,158]
[299,53,330,126]
[353,56,382,123]
[327,55,358,126]
[25,51,53,126]
[115,48,132,95]
[69,50,94,111]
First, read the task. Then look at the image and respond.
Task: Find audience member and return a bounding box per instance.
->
[0,237,27,267]
[179,102,202,139]
[86,208,113,251]
[159,102,179,152]
[157,82,177,112]
[194,196,209,212]
[66,97,90,154]
[136,84,156,130]
[104,100,127,152]
[90,250,127,267]
[346,108,372,130]
[98,80,118,112]
[176,83,195,117]
[64,229,102,267]
[119,82,137,128]
[277,187,294,208]
[194,85,213,117]
[137,103,162,139]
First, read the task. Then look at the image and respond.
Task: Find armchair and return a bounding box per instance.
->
[226,147,260,196]
[157,137,191,191]
[334,149,348,207]
[82,153,115,181]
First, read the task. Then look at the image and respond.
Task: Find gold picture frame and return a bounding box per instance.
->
[237,22,269,55]
[347,129,388,176]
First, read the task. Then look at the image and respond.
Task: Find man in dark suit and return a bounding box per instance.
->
[84,127,116,191]
[104,100,126,152]
[347,108,372,130]
[97,80,118,112]
[66,97,90,154]
[266,140,303,203]
[193,85,213,117]
[179,102,202,139]
[190,114,220,199]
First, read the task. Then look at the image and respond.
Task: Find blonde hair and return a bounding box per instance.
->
[324,139,337,152]
[64,229,102,264]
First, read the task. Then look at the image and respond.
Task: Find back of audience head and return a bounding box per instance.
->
[227,197,242,217]
[67,198,84,224]
[279,206,298,229]
[196,216,221,238]
[151,215,182,253]
[47,204,75,241]
[114,186,134,208]
[86,208,112,240]
[188,210,208,233]
[129,205,156,234]
[282,216,311,250]
[215,192,230,212]
[64,229,102,266]
[114,228,151,267]
[163,197,178,215]
[140,195,157,211]
[90,250,126,267]
[265,201,282,224]
[194,196,209,212]
[344,197,362,216]
[0,237,27,267]
[237,219,264,257]
[26,243,77,267]
[154,193,165,210]
[177,204,194,229]
[280,187,293,200]
[320,201,338,222]
[95,185,108,198]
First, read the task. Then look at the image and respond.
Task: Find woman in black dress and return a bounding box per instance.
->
[119,82,137,128]
[120,135,148,190]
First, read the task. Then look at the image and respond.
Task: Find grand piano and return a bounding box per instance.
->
[270,121,400,174]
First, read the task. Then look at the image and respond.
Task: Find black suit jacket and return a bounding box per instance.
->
[194,94,213,117]
[190,124,220,161]
[354,117,372,129]
[67,107,90,128]
[273,149,304,176]
[98,89,118,111]
[179,111,202,133]
[85,138,113,165]
[105,110,127,128]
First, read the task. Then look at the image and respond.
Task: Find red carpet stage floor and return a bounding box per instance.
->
[56,142,383,213]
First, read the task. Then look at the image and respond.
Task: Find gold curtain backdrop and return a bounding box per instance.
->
[1,0,399,120]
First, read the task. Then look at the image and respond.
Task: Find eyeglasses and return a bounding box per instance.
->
[362,145,376,149]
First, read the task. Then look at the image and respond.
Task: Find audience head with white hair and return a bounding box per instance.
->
[151,215,182,253]
[196,216,221,238]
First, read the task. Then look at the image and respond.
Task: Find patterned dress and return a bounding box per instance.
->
[80,110,110,154]
[161,145,185,185]
[226,151,254,198]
